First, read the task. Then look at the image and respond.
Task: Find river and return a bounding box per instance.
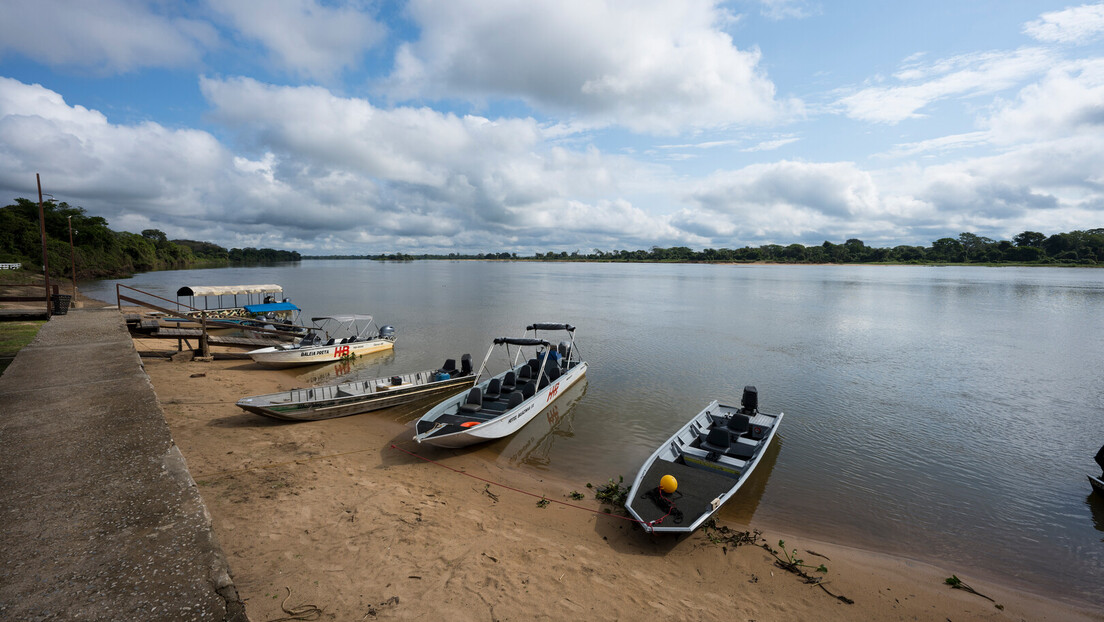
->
[81,261,1104,606]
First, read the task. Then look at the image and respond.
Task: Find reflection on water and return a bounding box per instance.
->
[1089,491,1104,538]
[290,350,397,385]
[80,262,1104,606]
[713,435,783,526]
[491,377,589,469]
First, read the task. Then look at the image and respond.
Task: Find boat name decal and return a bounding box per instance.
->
[546,381,560,402]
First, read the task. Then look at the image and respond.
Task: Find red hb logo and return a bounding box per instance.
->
[335,345,350,357]
[546,383,559,402]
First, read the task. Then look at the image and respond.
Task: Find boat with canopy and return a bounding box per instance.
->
[247,314,395,368]
[413,323,587,448]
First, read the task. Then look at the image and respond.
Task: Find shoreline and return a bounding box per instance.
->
[133,340,1101,621]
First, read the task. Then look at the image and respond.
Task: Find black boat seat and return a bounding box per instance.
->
[458,388,482,413]
[547,365,561,381]
[727,413,750,435]
[698,430,756,459]
[501,371,517,392]
[528,358,540,373]
[522,381,536,399]
[517,366,532,381]
[485,378,502,401]
[538,373,550,389]
[438,358,458,377]
[699,428,731,455]
[506,392,524,409]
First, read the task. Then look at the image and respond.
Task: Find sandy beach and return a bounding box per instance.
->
[121,327,1102,622]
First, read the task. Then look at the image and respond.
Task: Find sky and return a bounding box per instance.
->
[2,1,1104,255]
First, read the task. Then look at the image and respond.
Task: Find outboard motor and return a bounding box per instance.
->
[460,353,473,376]
[741,386,758,414]
[379,325,396,340]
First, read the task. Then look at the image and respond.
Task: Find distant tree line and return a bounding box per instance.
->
[305,229,1104,265]
[0,198,300,279]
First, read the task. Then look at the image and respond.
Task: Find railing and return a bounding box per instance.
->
[115,284,304,356]
[0,284,58,320]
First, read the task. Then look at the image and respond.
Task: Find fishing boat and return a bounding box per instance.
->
[624,387,783,534]
[236,355,476,421]
[247,315,395,368]
[1090,444,1104,496]
[413,323,587,448]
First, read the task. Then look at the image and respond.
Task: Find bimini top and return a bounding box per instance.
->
[493,337,550,346]
[310,315,374,324]
[527,323,575,332]
[177,284,284,297]
[243,302,300,313]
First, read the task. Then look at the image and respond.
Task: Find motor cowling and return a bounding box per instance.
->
[741,386,758,413]
[379,325,396,340]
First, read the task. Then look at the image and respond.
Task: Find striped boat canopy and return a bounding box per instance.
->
[177,285,283,297]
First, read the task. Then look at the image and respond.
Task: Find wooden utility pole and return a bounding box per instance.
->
[37,174,52,318]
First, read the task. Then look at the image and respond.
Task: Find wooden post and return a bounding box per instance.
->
[199,312,210,357]
[37,174,52,319]
[67,215,77,297]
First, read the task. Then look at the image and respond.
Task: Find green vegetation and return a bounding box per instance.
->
[0,197,301,280]
[0,321,43,376]
[588,475,629,507]
[307,229,1104,266]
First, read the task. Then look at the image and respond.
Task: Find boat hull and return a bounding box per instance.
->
[236,371,475,421]
[415,362,588,448]
[1091,474,1104,496]
[248,338,394,368]
[625,400,783,534]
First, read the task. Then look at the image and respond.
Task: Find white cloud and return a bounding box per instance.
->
[0,0,215,73]
[985,58,1104,144]
[387,0,799,134]
[1024,2,1104,44]
[758,0,817,20]
[207,0,386,81]
[837,48,1055,123]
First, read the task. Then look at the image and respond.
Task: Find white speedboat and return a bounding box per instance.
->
[625,387,783,534]
[413,323,587,448]
[248,315,395,369]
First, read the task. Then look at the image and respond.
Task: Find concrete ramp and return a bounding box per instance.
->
[0,309,247,621]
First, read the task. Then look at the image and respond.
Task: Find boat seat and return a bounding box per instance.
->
[517,366,532,381]
[506,391,524,409]
[458,388,483,413]
[325,338,336,346]
[547,365,561,381]
[438,358,458,377]
[485,378,502,401]
[528,358,540,373]
[699,428,731,455]
[522,381,536,399]
[538,373,550,389]
[501,371,517,392]
[698,431,756,459]
[727,413,750,435]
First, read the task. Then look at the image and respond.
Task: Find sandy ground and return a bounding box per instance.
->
[119,329,1103,622]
